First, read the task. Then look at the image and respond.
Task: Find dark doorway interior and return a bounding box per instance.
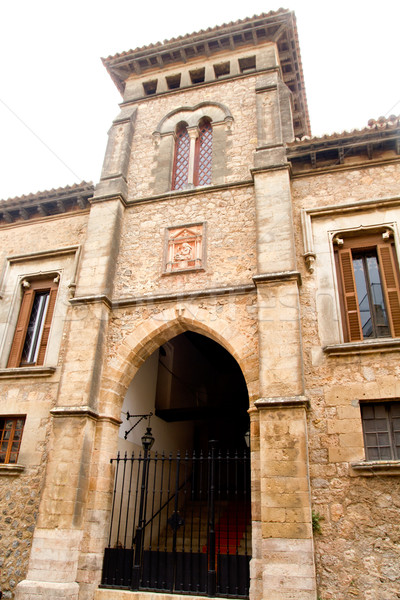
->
[155,332,249,451]
[102,332,251,597]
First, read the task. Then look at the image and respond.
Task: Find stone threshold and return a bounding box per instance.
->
[95,591,224,600]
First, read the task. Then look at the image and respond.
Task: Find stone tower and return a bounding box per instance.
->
[1,9,399,600]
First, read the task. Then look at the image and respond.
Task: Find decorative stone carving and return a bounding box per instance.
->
[164,223,205,273]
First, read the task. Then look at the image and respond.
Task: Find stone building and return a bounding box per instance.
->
[0,8,400,600]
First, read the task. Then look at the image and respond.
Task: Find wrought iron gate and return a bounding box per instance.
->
[101,445,251,597]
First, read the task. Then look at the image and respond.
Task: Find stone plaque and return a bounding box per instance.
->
[164,223,205,273]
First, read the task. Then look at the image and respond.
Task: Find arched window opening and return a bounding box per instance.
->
[172,122,190,190]
[195,118,213,186]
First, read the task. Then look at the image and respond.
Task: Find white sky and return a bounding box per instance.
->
[1,0,399,200]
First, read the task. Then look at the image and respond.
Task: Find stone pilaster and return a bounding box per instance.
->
[14,409,98,600]
[252,398,316,600]
[251,70,315,599]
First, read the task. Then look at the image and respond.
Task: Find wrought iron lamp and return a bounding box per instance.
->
[141,426,155,452]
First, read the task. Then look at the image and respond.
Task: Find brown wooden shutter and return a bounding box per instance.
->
[7,288,35,368]
[338,248,363,342]
[36,286,58,366]
[377,243,400,337]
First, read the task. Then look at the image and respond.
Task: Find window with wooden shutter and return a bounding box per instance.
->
[7,277,59,368]
[335,232,400,342]
[0,416,25,464]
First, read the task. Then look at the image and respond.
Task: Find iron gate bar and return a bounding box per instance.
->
[101,447,251,597]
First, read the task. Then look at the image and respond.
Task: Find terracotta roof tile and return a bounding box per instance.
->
[0,181,93,205]
[290,115,400,146]
[102,9,289,61]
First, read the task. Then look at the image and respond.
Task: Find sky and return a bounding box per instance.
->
[0,0,399,201]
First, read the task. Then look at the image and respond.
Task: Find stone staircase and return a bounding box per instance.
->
[152,500,251,555]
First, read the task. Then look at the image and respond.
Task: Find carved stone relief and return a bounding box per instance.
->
[164,223,205,273]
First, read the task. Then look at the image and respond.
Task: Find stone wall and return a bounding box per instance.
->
[292,161,400,599]
[0,212,88,598]
[114,185,256,298]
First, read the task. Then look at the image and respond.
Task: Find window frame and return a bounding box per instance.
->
[360,401,400,461]
[171,122,191,190]
[193,118,213,187]
[334,231,400,342]
[7,277,59,368]
[0,415,26,465]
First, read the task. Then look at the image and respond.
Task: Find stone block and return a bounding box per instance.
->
[262,521,312,539]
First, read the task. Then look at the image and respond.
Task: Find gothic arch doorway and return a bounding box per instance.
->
[101,331,251,597]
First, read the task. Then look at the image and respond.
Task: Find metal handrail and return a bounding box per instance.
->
[143,471,192,529]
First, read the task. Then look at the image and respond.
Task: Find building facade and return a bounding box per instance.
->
[1,9,400,600]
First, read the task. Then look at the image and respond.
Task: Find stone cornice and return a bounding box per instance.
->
[6,245,80,264]
[0,464,25,476]
[351,460,400,476]
[70,275,305,309]
[250,164,290,178]
[70,294,112,309]
[125,179,254,206]
[50,406,121,426]
[253,271,302,286]
[71,283,256,310]
[255,396,310,409]
[324,338,400,356]
[0,366,56,379]
[90,193,128,207]
[113,283,255,308]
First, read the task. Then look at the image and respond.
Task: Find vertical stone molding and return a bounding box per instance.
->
[56,302,111,409]
[255,278,303,398]
[94,106,137,202]
[255,73,283,148]
[254,398,317,600]
[255,73,294,149]
[75,199,124,299]
[253,169,296,275]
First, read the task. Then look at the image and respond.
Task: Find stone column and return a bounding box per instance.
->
[187,127,199,186]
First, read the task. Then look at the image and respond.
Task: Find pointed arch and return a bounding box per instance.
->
[99,309,258,417]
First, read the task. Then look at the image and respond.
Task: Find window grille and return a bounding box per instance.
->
[172,125,190,190]
[361,402,400,460]
[195,119,213,186]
